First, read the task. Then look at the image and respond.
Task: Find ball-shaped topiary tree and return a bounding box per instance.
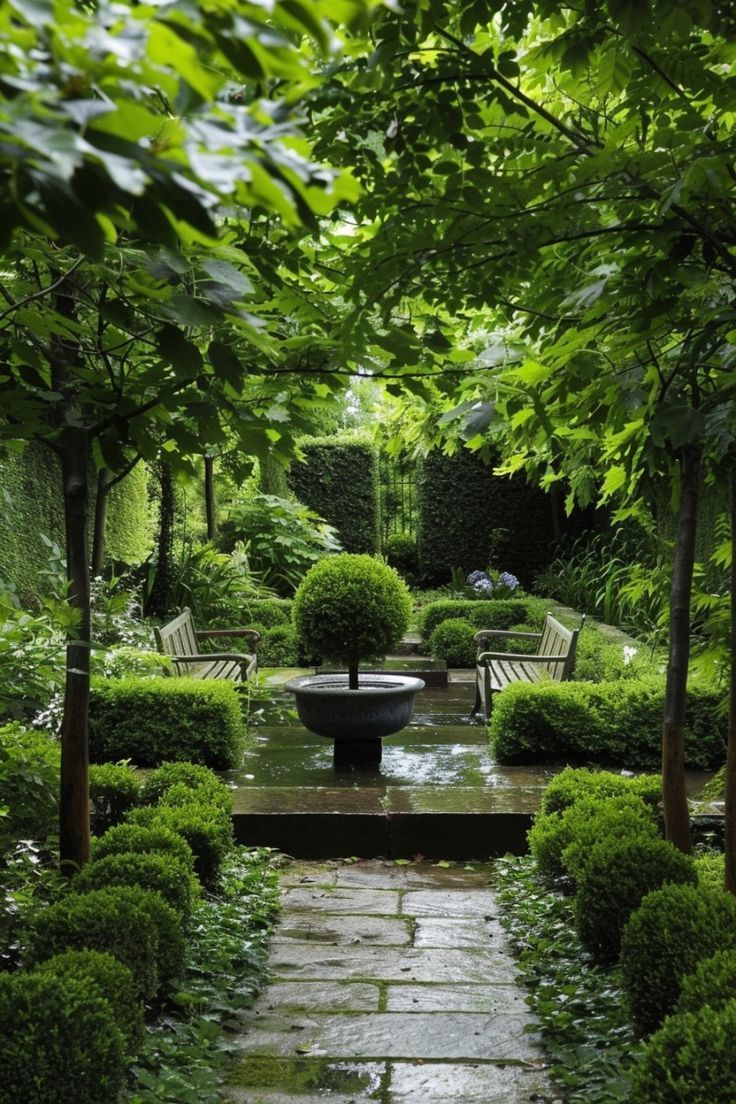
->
[293,554,412,689]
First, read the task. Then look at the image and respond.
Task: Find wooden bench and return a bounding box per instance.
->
[154,607,260,682]
[471,612,585,719]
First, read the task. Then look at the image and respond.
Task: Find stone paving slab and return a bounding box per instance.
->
[281,886,400,915]
[390,1060,556,1102]
[272,915,411,947]
[384,982,527,1013]
[268,944,519,984]
[260,981,380,1013]
[401,888,497,918]
[237,1010,541,1061]
[412,917,506,948]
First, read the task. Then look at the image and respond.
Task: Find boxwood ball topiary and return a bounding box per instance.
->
[91,822,195,873]
[428,617,477,668]
[631,1001,736,1104]
[74,850,198,919]
[293,554,412,672]
[0,971,126,1104]
[620,884,736,1036]
[676,949,736,1014]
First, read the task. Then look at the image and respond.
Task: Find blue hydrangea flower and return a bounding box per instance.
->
[497,571,519,591]
[466,569,488,586]
[474,577,493,593]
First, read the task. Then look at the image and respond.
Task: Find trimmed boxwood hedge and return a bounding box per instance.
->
[91,823,195,873]
[417,449,561,585]
[288,437,381,554]
[88,762,140,835]
[89,677,245,768]
[631,1001,736,1104]
[489,677,726,769]
[419,596,552,644]
[128,801,232,887]
[74,850,198,918]
[0,971,126,1104]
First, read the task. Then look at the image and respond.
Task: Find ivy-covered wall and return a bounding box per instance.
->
[288,437,381,554]
[0,444,154,597]
[417,449,563,586]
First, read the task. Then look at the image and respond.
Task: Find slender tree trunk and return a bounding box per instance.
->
[725,462,736,893]
[58,433,91,874]
[348,655,359,690]
[91,467,109,578]
[662,445,701,853]
[145,460,175,617]
[204,454,217,542]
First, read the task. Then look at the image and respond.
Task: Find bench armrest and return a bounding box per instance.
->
[474,629,542,644]
[477,651,570,664]
[171,652,255,664]
[196,628,261,646]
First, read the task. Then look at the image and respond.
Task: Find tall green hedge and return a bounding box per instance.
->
[417,449,560,586]
[288,437,381,554]
[0,444,154,596]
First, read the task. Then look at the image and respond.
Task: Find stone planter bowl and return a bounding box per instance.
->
[285,673,425,742]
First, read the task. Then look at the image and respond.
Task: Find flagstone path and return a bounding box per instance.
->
[225,859,557,1104]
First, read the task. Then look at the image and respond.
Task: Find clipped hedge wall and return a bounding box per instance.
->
[89,677,245,768]
[288,437,380,554]
[0,444,153,597]
[490,678,726,769]
[419,597,553,644]
[417,448,562,585]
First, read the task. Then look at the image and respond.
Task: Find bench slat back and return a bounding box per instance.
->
[154,608,200,658]
[537,613,579,681]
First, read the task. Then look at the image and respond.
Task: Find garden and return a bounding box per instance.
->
[2,1,736,1102]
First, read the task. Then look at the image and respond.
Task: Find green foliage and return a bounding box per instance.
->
[529,794,659,881]
[128,802,232,888]
[497,855,640,1104]
[573,630,661,682]
[92,645,172,680]
[139,761,232,816]
[631,1002,736,1104]
[417,449,562,586]
[575,837,697,965]
[88,762,140,835]
[620,885,736,1036]
[288,438,381,554]
[490,678,726,769]
[419,596,551,644]
[35,948,144,1057]
[91,824,195,874]
[1,840,66,973]
[27,887,168,1002]
[293,553,412,666]
[677,949,736,1014]
[0,582,68,723]
[89,677,245,769]
[74,850,198,918]
[0,724,59,849]
[168,543,272,624]
[540,766,662,816]
[0,971,126,1104]
[694,851,725,892]
[256,623,300,667]
[105,461,155,566]
[428,617,476,667]
[239,598,293,629]
[218,493,342,595]
[384,531,419,582]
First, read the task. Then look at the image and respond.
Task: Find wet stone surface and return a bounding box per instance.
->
[226,859,555,1104]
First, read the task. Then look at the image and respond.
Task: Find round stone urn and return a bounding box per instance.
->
[285,673,425,767]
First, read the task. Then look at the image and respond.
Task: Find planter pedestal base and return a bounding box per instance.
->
[333,738,382,769]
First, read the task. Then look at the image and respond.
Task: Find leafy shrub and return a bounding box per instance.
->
[34,948,144,1055]
[167,542,269,624]
[631,1001,736,1104]
[428,617,476,667]
[92,645,171,680]
[238,597,293,628]
[419,596,550,644]
[287,437,381,555]
[91,823,195,873]
[88,762,140,835]
[26,887,168,1002]
[620,884,736,1035]
[139,761,231,814]
[0,723,60,848]
[0,581,68,723]
[89,677,244,768]
[575,837,697,964]
[384,531,419,582]
[219,493,342,594]
[128,803,232,887]
[256,623,299,666]
[677,949,736,1014]
[573,630,660,682]
[0,971,126,1104]
[293,554,412,668]
[490,677,726,769]
[529,794,659,881]
[540,766,662,815]
[74,850,198,918]
[694,851,724,892]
